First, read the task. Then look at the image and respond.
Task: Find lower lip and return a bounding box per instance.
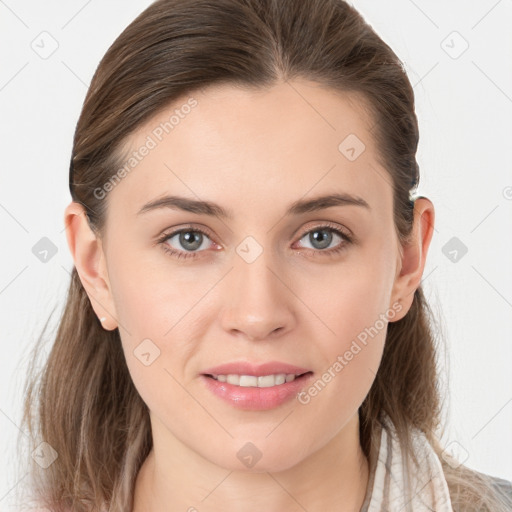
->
[200,373,314,411]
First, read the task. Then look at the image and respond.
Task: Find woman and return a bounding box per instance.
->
[18,0,512,510]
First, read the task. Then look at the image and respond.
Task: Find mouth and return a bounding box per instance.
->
[203,371,313,388]
[199,361,314,410]
[200,365,315,410]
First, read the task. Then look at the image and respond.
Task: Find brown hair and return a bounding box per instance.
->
[17,0,511,510]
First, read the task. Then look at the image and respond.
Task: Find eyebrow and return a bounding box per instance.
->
[137,192,370,219]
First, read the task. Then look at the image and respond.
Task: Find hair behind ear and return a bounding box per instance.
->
[19,267,152,512]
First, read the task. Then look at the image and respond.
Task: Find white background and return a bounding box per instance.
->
[1,0,511,508]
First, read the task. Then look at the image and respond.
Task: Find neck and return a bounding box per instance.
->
[133,412,369,512]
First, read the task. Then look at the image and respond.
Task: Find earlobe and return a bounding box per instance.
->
[389,197,435,321]
[63,201,118,331]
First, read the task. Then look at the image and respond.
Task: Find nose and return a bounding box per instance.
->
[219,246,297,342]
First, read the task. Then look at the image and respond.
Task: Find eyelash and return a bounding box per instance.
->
[156,222,353,261]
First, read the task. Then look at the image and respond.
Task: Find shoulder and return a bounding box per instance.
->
[490,475,512,498]
[476,470,512,500]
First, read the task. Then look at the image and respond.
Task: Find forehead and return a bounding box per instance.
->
[105,79,391,222]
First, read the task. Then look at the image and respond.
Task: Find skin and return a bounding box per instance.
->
[64,79,434,511]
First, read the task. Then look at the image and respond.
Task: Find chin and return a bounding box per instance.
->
[206,442,309,474]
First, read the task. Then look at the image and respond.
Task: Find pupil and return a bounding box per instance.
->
[311,229,332,250]
[180,231,202,250]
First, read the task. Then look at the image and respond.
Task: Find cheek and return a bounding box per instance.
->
[105,249,195,390]
[292,241,394,406]
[108,242,204,339]
[112,272,201,422]
[297,319,386,428]
[293,245,395,349]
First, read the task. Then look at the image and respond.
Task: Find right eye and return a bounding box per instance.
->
[157,226,218,260]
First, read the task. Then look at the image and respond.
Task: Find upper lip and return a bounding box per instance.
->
[201,361,312,377]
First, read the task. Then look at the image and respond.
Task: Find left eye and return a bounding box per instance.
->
[296,227,346,251]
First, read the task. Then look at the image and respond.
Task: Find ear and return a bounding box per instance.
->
[63,201,118,331]
[388,197,435,322]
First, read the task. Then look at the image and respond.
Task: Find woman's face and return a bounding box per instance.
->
[93,79,415,472]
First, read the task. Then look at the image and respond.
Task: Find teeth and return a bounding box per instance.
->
[212,373,300,387]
